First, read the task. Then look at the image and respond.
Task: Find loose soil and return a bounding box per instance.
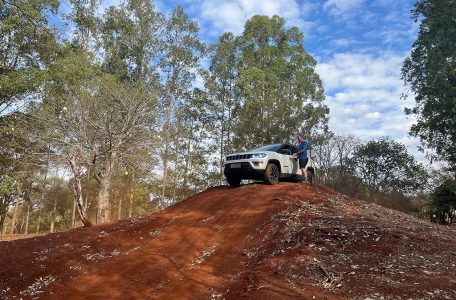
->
[1,183,455,299]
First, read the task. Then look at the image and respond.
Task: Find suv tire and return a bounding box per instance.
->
[264,163,279,185]
[226,176,241,187]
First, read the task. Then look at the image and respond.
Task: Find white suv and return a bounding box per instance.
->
[224,143,313,187]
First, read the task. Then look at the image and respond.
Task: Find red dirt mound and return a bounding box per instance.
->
[1,183,456,299]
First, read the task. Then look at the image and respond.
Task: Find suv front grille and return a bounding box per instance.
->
[224,162,253,171]
[226,154,253,161]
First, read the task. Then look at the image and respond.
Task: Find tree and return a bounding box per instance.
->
[66,0,98,51]
[100,0,163,83]
[0,174,16,233]
[352,139,427,197]
[159,6,204,205]
[0,110,49,233]
[204,33,240,184]
[234,15,328,150]
[430,178,456,224]
[0,0,59,114]
[402,0,456,174]
[313,132,360,185]
[39,49,157,224]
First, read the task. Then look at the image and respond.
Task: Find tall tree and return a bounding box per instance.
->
[40,49,157,224]
[402,0,456,174]
[67,0,98,51]
[159,6,204,205]
[234,15,328,150]
[204,33,240,183]
[0,0,59,114]
[0,109,49,233]
[100,0,163,83]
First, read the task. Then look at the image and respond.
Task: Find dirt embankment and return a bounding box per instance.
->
[1,183,455,299]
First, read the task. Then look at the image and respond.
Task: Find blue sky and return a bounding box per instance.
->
[61,0,424,161]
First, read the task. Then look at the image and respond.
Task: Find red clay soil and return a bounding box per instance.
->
[1,183,456,299]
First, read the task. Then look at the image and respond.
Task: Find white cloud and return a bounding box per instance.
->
[364,112,381,120]
[197,0,312,36]
[316,52,403,90]
[323,0,365,18]
[316,51,427,163]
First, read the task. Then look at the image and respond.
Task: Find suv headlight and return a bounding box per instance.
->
[251,153,266,158]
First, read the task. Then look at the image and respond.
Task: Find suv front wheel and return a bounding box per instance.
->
[264,163,279,185]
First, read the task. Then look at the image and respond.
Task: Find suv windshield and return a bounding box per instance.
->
[250,144,283,152]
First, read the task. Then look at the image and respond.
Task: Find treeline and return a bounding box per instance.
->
[1,0,328,232]
[1,0,455,233]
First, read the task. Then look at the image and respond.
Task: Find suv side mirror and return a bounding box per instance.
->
[279,149,291,155]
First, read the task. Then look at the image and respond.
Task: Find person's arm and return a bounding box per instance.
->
[293,144,305,157]
[293,142,308,157]
[294,149,304,156]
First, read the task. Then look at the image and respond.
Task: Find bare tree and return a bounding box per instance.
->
[38,52,158,225]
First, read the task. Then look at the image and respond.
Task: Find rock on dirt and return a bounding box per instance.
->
[1,183,456,299]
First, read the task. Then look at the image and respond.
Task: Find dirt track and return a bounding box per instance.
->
[1,183,456,299]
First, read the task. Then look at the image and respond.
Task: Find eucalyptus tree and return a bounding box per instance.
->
[0,111,49,233]
[66,0,99,51]
[234,15,328,150]
[100,0,163,83]
[159,6,204,204]
[0,0,59,114]
[402,0,456,174]
[204,32,240,183]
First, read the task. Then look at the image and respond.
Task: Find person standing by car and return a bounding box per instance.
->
[292,135,309,182]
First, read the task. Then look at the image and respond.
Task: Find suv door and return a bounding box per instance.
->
[290,145,300,175]
[278,144,294,175]
[281,144,298,174]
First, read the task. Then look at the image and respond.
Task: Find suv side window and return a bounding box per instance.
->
[278,144,292,155]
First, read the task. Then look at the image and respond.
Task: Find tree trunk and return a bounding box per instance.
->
[97,151,116,223]
[85,166,90,211]
[117,194,122,220]
[161,139,170,207]
[69,153,92,227]
[71,199,76,228]
[129,172,134,217]
[183,121,193,191]
[10,181,22,234]
[24,202,30,234]
[219,95,226,185]
[50,197,57,233]
[161,91,175,207]
[0,208,6,234]
[36,204,42,234]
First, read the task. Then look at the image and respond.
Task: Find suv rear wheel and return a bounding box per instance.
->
[264,163,279,185]
[226,176,241,187]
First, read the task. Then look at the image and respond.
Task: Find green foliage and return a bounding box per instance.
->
[430,179,456,224]
[203,33,240,183]
[100,0,163,82]
[158,6,205,203]
[402,0,456,172]
[352,139,427,195]
[234,15,328,150]
[7,2,436,229]
[66,0,98,49]
[0,0,59,113]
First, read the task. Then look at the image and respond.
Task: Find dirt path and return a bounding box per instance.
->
[1,183,455,299]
